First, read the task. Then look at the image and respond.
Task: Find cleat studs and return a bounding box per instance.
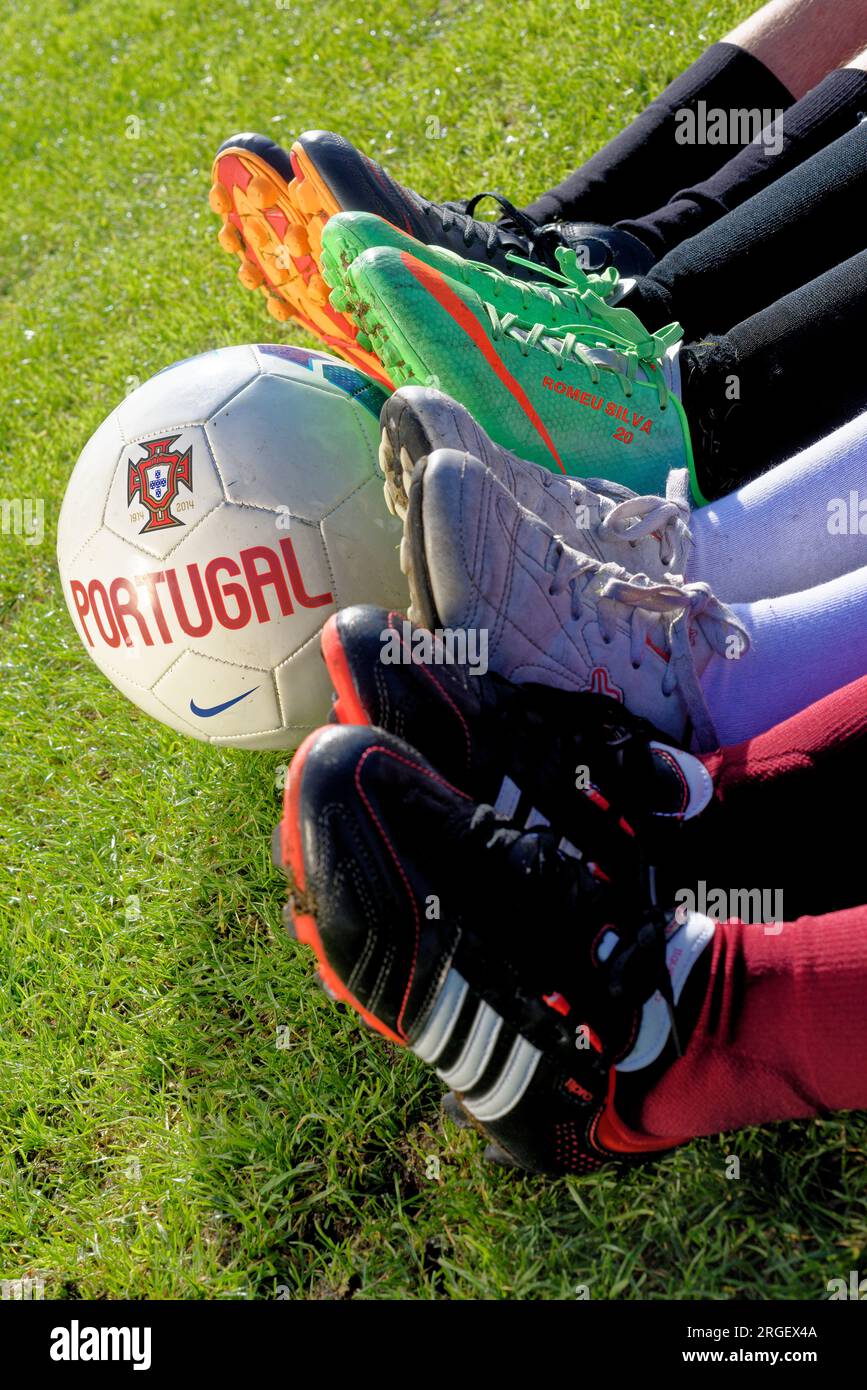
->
[271,823,286,872]
[484,1142,522,1168]
[281,902,298,939]
[399,444,416,492]
[306,272,329,305]
[238,258,265,290]
[307,218,324,253]
[209,181,232,215]
[284,224,308,257]
[268,264,290,287]
[266,296,293,322]
[380,435,408,519]
[355,330,372,350]
[218,222,243,255]
[272,244,296,275]
[328,287,351,312]
[377,340,397,366]
[379,428,394,468]
[442,1091,472,1129]
[294,178,321,215]
[317,972,339,1002]
[244,219,271,252]
[247,174,279,210]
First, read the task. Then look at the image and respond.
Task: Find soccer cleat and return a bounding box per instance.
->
[320,211,664,347]
[399,450,748,751]
[321,605,714,868]
[278,722,712,1174]
[324,242,701,500]
[210,132,391,386]
[210,131,587,383]
[442,1090,473,1129]
[549,221,657,278]
[379,384,693,580]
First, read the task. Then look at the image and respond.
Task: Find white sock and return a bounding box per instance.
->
[700,564,867,745]
[685,411,867,604]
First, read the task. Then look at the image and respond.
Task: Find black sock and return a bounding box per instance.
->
[522,42,793,227]
[680,251,867,500]
[620,120,867,340]
[619,68,867,259]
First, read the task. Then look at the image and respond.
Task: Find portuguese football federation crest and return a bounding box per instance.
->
[127,435,193,533]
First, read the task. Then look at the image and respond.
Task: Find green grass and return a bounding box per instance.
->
[2,0,865,1301]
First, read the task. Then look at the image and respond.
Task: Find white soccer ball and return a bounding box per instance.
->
[57,344,406,749]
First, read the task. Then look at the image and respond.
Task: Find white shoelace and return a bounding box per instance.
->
[546,544,749,751]
[591,469,693,571]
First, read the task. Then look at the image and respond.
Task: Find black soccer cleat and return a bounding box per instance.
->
[321,604,713,876]
[548,221,656,278]
[278,722,696,1174]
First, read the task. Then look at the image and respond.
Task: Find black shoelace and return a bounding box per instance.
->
[464,804,681,1058]
[427,191,563,263]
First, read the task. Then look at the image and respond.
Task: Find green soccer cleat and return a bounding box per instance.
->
[323,240,703,502]
[319,211,665,349]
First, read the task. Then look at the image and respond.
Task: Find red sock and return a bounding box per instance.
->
[676,675,867,918]
[635,906,867,1141]
[702,672,867,797]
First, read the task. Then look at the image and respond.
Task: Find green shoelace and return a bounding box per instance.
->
[503,246,682,357]
[482,304,681,410]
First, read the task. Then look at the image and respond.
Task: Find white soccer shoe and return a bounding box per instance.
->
[399,448,748,751]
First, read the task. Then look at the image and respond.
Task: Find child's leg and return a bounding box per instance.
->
[685,411,867,605]
[700,566,867,745]
[679,250,867,499]
[624,905,867,1141]
[619,52,867,260]
[522,25,793,225]
[669,675,867,920]
[621,121,867,340]
[522,0,867,228]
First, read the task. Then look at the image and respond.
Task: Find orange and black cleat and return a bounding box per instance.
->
[210,131,392,387]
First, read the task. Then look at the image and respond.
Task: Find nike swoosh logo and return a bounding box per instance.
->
[400,252,566,474]
[189,687,259,718]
